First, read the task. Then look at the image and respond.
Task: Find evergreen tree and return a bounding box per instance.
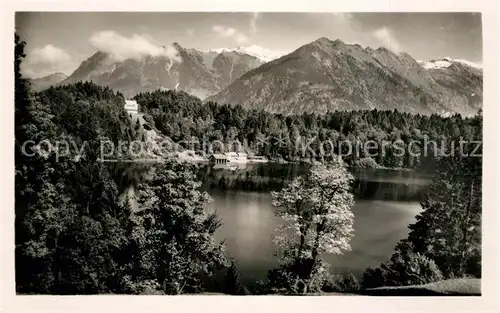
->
[407,139,482,278]
[223,260,247,295]
[15,34,139,293]
[127,160,228,294]
[362,113,482,287]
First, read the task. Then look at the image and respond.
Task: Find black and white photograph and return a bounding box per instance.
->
[3,1,499,311]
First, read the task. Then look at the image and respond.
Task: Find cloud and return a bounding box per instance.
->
[21,44,74,78]
[330,12,356,29]
[234,33,249,45]
[325,13,367,44]
[250,12,259,34]
[212,25,236,37]
[89,30,181,62]
[27,44,71,65]
[212,25,248,45]
[331,12,353,21]
[373,27,401,53]
[185,28,195,37]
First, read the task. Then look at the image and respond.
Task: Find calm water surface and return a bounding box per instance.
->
[198,163,432,284]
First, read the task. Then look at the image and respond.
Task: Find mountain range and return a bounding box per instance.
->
[53,43,268,100]
[29,72,68,92]
[32,37,482,116]
[207,38,482,116]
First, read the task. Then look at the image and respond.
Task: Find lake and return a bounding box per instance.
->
[198,163,432,284]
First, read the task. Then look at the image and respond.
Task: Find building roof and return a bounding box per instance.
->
[225,152,247,156]
[210,152,248,159]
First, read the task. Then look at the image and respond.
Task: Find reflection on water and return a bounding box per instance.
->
[208,191,280,266]
[200,163,432,283]
[326,200,422,276]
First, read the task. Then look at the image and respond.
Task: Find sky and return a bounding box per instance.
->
[16,12,482,78]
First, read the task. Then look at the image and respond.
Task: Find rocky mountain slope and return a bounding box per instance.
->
[57,43,265,99]
[29,72,68,92]
[207,37,482,116]
[212,51,264,89]
[425,62,483,112]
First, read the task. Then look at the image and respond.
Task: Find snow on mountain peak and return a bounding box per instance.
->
[451,58,482,69]
[421,59,453,69]
[208,45,285,62]
[419,57,482,70]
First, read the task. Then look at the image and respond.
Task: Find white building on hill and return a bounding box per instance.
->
[124,100,139,115]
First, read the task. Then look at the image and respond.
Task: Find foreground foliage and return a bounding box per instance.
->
[15,35,225,294]
[223,261,247,295]
[123,161,228,294]
[362,115,482,288]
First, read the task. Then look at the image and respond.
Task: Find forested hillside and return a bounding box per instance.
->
[136,89,482,170]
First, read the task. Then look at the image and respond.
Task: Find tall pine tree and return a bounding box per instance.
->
[126,160,228,294]
[223,260,246,295]
[408,116,482,278]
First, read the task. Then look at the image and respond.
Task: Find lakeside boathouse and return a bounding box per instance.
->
[209,152,268,164]
[209,152,248,164]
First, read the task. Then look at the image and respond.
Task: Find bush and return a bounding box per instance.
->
[380,241,444,286]
[142,113,154,123]
[323,273,360,293]
[248,280,271,295]
[121,276,163,294]
[361,267,386,289]
[334,273,360,293]
[361,240,444,289]
[355,157,379,168]
[223,261,247,295]
[267,261,329,294]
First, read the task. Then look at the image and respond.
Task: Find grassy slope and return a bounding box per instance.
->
[199,279,481,296]
[360,278,481,296]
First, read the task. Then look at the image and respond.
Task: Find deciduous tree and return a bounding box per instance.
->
[268,160,355,293]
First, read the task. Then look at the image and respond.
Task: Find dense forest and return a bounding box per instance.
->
[15,33,482,295]
[135,90,482,171]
